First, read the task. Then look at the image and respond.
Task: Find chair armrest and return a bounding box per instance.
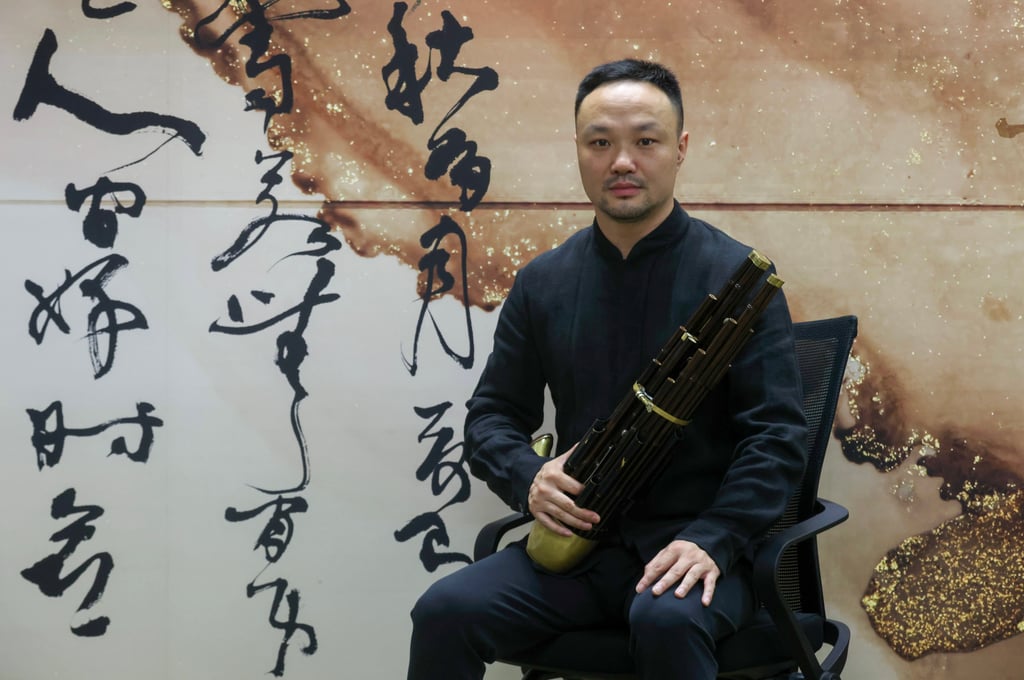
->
[819,618,851,677]
[750,498,850,680]
[474,512,534,562]
[753,498,848,586]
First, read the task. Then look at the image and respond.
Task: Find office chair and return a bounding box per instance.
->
[474,315,858,680]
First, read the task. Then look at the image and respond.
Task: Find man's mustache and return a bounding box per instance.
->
[604,176,645,189]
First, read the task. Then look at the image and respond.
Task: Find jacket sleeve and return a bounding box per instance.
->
[465,270,548,513]
[674,286,809,572]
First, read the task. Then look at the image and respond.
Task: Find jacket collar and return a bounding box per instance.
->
[591,201,688,262]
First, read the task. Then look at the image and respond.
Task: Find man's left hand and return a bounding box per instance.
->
[635,540,720,606]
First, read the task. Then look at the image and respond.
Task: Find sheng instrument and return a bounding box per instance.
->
[526,250,784,572]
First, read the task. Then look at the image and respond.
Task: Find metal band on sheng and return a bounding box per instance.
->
[632,383,689,427]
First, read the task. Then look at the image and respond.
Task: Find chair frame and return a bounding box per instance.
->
[474,315,858,680]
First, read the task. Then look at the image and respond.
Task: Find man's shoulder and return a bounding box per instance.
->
[519,224,594,273]
[682,212,769,271]
[685,213,750,250]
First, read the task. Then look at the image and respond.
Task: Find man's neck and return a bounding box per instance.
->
[595,202,675,259]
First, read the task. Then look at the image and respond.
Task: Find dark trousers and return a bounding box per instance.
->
[407,541,756,680]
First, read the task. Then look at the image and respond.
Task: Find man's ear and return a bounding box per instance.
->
[677,131,689,165]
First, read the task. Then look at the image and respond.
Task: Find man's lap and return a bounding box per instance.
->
[416,539,754,641]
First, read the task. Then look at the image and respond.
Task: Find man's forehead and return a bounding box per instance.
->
[576,81,677,127]
[582,81,664,104]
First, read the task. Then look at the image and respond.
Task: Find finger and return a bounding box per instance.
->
[636,549,677,593]
[536,465,585,498]
[652,561,690,596]
[530,486,596,525]
[535,511,574,537]
[559,477,586,496]
[672,568,701,599]
[547,468,585,496]
[566,504,600,526]
[699,573,717,606]
[635,571,653,594]
[534,497,597,534]
[656,566,690,597]
[556,503,598,530]
[634,555,664,593]
[540,483,600,526]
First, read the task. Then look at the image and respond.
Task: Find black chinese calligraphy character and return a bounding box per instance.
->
[382,2,431,124]
[211,257,339,492]
[65,176,146,249]
[13,29,205,157]
[422,9,496,209]
[403,216,474,375]
[225,495,309,564]
[211,150,341,271]
[247,577,318,677]
[21,488,114,637]
[25,254,149,379]
[394,401,472,571]
[81,0,136,19]
[382,2,498,210]
[194,1,351,130]
[27,400,163,470]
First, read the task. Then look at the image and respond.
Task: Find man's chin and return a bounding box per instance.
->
[601,201,654,224]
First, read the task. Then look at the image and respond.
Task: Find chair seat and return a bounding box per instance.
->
[499,610,826,680]
[717,610,824,677]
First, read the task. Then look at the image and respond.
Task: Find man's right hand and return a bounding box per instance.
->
[527,446,601,536]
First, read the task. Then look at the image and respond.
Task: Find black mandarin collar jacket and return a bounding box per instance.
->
[466,203,807,572]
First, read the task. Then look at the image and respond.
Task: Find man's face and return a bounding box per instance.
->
[575,80,688,230]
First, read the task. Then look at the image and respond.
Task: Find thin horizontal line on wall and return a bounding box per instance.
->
[313,200,1024,212]
[3,199,1023,212]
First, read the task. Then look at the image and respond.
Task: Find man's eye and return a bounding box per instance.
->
[592,139,610,147]
[638,138,656,146]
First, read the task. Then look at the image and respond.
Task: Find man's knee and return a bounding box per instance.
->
[411,573,477,630]
[628,590,712,644]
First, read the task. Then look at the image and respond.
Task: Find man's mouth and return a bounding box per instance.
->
[608,181,641,198]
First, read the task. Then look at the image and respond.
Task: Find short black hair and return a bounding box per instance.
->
[574,59,684,133]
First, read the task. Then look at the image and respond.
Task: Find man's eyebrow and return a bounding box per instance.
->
[579,123,610,135]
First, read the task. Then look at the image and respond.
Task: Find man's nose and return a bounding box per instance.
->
[610,148,637,173]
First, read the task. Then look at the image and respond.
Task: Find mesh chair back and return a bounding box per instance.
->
[770,316,858,614]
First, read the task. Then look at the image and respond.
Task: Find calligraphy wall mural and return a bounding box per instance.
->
[1,2,1021,679]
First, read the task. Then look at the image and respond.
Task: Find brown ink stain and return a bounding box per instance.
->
[981,295,1013,322]
[838,335,1024,660]
[996,118,1024,139]
[161,0,594,310]
[863,488,1024,659]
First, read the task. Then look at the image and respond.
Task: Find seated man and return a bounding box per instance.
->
[407,58,807,680]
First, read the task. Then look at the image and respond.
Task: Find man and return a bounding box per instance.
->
[407,58,807,679]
